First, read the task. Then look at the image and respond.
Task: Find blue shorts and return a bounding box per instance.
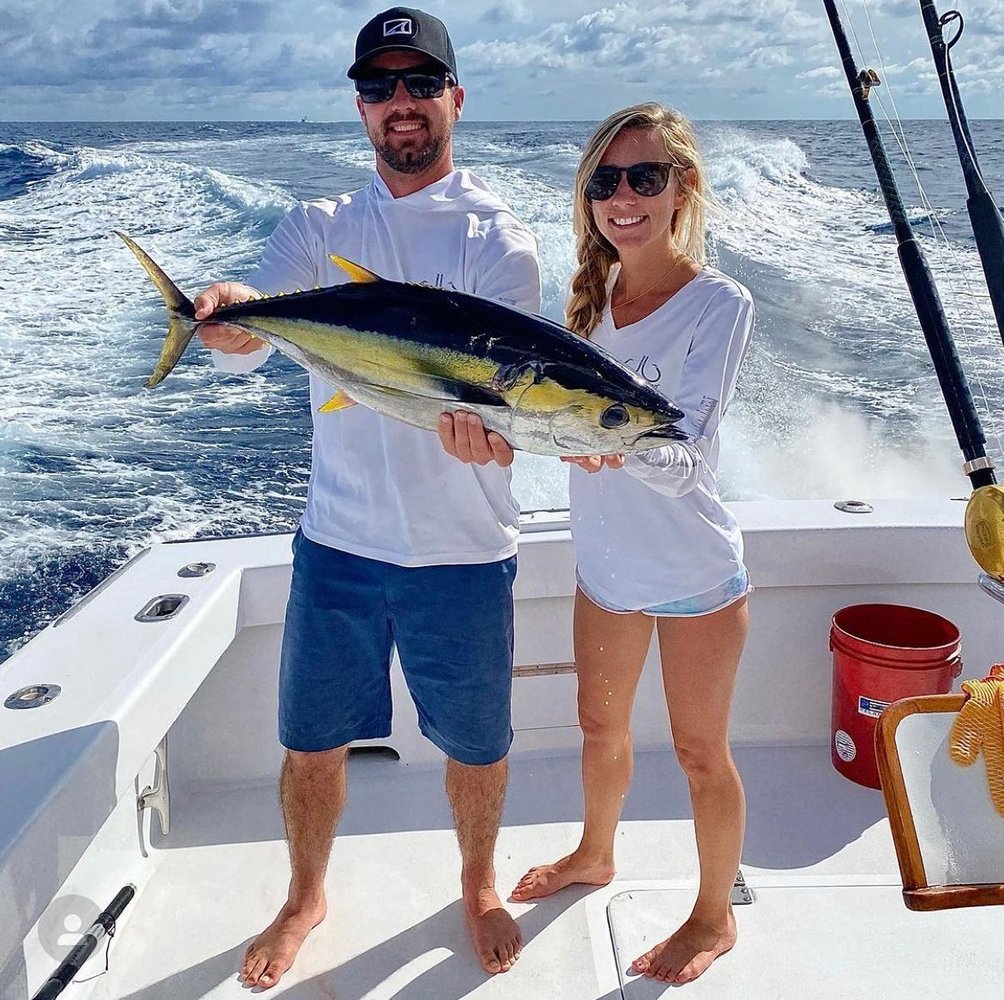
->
[577,566,752,617]
[278,530,516,765]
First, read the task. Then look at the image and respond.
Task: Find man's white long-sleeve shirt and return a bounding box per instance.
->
[216,169,541,567]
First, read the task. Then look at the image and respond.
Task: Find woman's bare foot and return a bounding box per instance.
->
[510,852,615,901]
[239,896,327,990]
[631,910,737,985]
[464,885,522,974]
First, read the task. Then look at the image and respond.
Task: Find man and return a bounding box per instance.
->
[195,7,540,989]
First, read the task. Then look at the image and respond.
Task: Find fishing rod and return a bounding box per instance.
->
[822,0,994,491]
[31,884,135,1000]
[822,0,1004,586]
[918,0,1004,348]
[915,0,1004,588]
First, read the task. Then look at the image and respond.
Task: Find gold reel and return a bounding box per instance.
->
[965,485,1004,579]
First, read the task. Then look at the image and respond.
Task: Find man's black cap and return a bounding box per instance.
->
[347,7,458,80]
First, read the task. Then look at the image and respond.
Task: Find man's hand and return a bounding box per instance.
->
[438,410,514,467]
[194,282,267,355]
[560,454,625,473]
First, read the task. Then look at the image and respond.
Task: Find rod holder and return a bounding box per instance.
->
[134,595,189,623]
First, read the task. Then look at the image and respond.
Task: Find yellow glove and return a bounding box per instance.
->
[949,663,1004,816]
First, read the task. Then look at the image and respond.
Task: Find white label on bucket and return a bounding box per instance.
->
[835,730,857,762]
[858,696,892,719]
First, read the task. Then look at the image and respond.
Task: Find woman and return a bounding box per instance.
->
[511,104,754,987]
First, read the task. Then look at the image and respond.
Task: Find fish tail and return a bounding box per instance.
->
[116,231,197,388]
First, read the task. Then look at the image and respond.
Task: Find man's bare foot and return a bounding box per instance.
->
[239,896,327,990]
[464,885,522,974]
[631,910,737,985]
[510,852,615,901]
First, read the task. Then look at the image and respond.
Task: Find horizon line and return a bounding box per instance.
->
[3,116,1004,124]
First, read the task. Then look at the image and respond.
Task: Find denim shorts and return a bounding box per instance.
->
[278,530,516,764]
[577,566,752,618]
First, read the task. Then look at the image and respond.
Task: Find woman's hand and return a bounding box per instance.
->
[560,454,625,473]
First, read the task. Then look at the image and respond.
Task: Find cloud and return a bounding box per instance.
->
[115,0,272,33]
[459,1,822,79]
[0,0,357,103]
[1,0,1001,119]
[481,0,532,24]
[797,65,840,79]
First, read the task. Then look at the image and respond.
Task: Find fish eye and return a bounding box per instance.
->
[600,404,629,429]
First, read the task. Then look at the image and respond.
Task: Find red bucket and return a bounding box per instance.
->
[830,604,962,788]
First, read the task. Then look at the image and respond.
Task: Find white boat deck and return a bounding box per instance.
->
[81,742,999,999]
[6,506,1003,999]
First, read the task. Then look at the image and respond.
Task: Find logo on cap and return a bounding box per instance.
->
[383,18,413,37]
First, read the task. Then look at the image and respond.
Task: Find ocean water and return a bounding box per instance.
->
[1,118,1003,664]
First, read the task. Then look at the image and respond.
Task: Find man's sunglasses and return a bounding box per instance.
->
[585,161,680,201]
[356,68,455,104]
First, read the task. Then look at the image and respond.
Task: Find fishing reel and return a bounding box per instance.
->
[965,484,1004,581]
[856,68,881,100]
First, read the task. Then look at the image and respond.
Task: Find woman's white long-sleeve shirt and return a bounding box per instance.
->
[570,266,754,609]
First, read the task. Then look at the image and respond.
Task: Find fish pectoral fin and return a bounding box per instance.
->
[318,389,358,413]
[421,377,509,408]
[364,379,508,409]
[328,255,381,283]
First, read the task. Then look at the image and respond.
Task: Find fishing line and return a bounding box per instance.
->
[861,0,1004,459]
[839,0,1003,460]
[864,84,1003,460]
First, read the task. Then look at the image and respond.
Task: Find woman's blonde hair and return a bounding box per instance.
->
[566,103,712,338]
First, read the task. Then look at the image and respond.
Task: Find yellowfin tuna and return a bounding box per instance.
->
[118,232,687,456]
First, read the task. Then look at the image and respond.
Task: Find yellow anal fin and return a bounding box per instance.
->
[329,255,381,283]
[318,389,358,413]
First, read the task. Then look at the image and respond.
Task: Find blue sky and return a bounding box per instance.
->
[2,0,1002,120]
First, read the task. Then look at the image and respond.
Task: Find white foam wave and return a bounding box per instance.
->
[3,121,1001,638]
[1,139,72,164]
[704,125,1004,475]
[0,139,308,610]
[473,161,576,322]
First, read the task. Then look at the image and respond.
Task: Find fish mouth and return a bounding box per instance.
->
[629,423,690,446]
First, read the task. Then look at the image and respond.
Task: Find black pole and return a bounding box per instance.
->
[822,0,995,489]
[918,0,1004,348]
[31,885,136,1000]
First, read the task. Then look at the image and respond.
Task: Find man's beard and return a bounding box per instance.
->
[372,116,450,175]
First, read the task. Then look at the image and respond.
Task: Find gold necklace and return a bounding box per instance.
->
[612,252,689,311]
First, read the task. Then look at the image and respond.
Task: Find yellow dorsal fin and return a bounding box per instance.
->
[329,255,381,283]
[318,390,358,413]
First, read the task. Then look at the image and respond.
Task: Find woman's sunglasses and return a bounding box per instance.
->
[585,161,680,201]
[356,68,455,105]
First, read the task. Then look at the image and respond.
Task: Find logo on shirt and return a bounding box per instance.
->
[626,354,662,385]
[383,18,414,36]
